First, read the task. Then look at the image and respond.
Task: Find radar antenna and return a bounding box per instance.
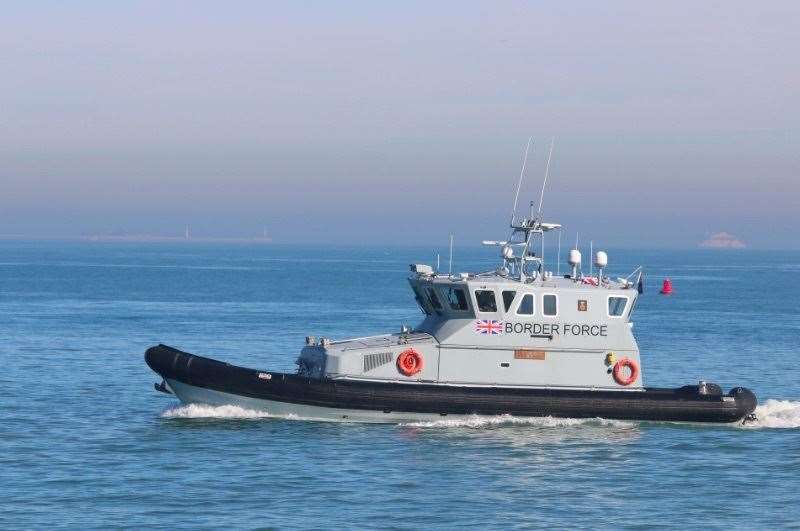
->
[511,137,533,224]
[536,137,555,218]
[448,234,454,277]
[485,137,561,283]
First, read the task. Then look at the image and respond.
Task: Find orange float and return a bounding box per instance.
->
[613,358,639,386]
[396,349,423,377]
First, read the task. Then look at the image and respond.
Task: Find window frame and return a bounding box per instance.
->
[515,292,536,316]
[425,287,443,312]
[542,293,559,317]
[627,296,638,318]
[607,295,630,318]
[502,290,517,313]
[438,285,471,313]
[412,286,432,315]
[474,289,499,314]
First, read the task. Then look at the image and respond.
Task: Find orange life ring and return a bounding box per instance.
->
[396,349,423,377]
[613,358,639,386]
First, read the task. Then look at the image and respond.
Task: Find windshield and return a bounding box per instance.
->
[425,287,443,311]
[440,286,470,312]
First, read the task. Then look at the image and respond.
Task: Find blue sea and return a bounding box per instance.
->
[2,242,799,529]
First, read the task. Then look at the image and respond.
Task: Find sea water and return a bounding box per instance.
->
[1,242,799,529]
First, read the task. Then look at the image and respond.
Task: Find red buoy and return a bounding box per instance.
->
[660,278,673,295]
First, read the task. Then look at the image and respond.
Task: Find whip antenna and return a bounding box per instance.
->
[511,137,533,222]
[557,228,562,276]
[537,137,555,217]
[448,234,454,277]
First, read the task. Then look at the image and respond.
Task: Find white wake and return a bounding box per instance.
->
[160,401,800,429]
[161,403,287,420]
[745,399,800,429]
[401,414,634,429]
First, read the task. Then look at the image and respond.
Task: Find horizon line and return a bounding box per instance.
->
[0,234,792,251]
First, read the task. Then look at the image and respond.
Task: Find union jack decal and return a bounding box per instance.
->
[475,319,503,335]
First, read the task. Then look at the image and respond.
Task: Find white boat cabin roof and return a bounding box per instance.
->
[416,271,633,290]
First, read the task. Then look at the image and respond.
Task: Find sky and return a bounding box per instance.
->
[1,1,798,247]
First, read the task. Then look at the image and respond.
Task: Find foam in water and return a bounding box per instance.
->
[401,414,634,429]
[162,403,281,420]
[160,401,800,429]
[745,399,800,429]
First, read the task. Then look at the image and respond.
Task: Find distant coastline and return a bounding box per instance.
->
[699,232,746,249]
[0,234,273,243]
[82,234,273,243]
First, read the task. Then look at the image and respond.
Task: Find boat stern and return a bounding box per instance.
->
[728,386,758,422]
[296,332,439,381]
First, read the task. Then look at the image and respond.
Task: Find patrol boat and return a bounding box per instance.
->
[145,206,758,424]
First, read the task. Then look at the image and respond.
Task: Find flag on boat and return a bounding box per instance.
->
[475,320,503,335]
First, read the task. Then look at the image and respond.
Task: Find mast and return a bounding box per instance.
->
[485,137,561,283]
[557,229,562,276]
[537,137,555,218]
[448,234,454,277]
[511,137,533,225]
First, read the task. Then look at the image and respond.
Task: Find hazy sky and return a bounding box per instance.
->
[1,1,798,247]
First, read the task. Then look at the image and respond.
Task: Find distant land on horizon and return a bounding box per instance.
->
[0,232,273,244]
[82,234,274,244]
[0,234,794,251]
[84,227,273,243]
[698,232,747,249]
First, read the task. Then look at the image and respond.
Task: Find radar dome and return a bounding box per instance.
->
[568,249,582,266]
[595,251,608,268]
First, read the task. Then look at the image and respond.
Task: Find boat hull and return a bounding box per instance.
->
[146,344,757,424]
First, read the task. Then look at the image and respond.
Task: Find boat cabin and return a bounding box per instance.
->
[297,217,645,391]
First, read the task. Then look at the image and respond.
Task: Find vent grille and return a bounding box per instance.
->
[363,352,393,373]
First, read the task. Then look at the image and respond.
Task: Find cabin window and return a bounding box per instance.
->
[425,287,442,311]
[516,293,534,315]
[441,286,470,312]
[608,296,628,317]
[475,290,498,313]
[543,294,558,316]
[502,290,516,312]
[412,286,431,315]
